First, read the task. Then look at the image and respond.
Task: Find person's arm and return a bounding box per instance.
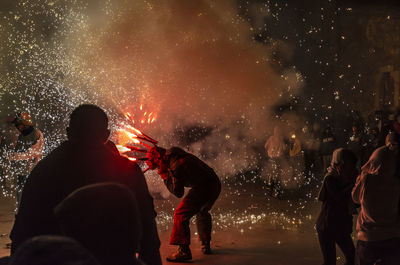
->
[164,176,184,198]
[10,131,44,161]
[352,174,363,205]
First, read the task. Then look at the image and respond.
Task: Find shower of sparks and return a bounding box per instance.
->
[0,0,373,234]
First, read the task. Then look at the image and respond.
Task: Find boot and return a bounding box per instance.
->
[201,242,211,254]
[166,245,192,262]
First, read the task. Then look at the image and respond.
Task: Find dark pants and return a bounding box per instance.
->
[170,181,221,246]
[356,238,400,265]
[317,229,355,265]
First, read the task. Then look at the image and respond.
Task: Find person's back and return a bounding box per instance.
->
[10,104,161,265]
[352,146,400,241]
[352,134,400,265]
[165,147,220,189]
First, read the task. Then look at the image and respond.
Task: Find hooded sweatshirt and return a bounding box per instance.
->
[352,146,400,241]
[316,148,357,234]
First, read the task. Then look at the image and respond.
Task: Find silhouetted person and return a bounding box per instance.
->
[264,126,287,197]
[352,133,400,265]
[10,104,161,265]
[316,148,358,265]
[55,183,145,265]
[146,146,221,262]
[9,235,99,265]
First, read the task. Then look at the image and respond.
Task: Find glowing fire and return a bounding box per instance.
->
[113,104,158,162]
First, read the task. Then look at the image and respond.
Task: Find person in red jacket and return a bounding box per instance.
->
[146,146,221,262]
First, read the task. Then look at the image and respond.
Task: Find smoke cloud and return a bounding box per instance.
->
[0,0,302,176]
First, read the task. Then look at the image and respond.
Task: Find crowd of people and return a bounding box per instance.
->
[264,116,400,264]
[263,117,394,197]
[316,133,400,265]
[0,105,400,265]
[0,104,221,264]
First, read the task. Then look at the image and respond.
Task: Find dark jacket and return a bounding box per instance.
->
[316,169,356,234]
[159,147,220,199]
[10,140,161,265]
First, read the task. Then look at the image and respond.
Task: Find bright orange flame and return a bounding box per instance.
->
[115,104,158,160]
[116,145,130,153]
[126,125,143,135]
[122,155,137,161]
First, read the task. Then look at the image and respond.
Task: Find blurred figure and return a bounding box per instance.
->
[302,124,322,176]
[289,131,301,158]
[346,125,365,170]
[316,148,358,265]
[391,112,400,138]
[146,146,221,262]
[352,132,400,265]
[8,112,44,205]
[10,104,161,265]
[364,127,379,164]
[288,131,305,187]
[55,183,145,265]
[9,235,99,265]
[265,126,287,197]
[320,126,337,174]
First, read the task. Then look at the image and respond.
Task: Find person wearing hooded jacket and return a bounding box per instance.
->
[146,146,221,262]
[316,148,359,265]
[352,132,400,265]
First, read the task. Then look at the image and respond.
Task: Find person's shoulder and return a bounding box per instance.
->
[115,154,143,174]
[323,172,339,185]
[166,147,186,156]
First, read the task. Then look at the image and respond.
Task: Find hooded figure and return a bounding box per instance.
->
[55,183,145,265]
[352,135,400,265]
[316,148,358,265]
[264,126,286,159]
[264,126,287,198]
[146,146,221,262]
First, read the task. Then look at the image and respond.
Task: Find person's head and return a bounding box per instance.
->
[13,112,33,132]
[385,132,399,153]
[9,235,99,265]
[55,183,142,261]
[146,146,166,169]
[67,105,109,144]
[331,148,358,181]
[362,145,398,180]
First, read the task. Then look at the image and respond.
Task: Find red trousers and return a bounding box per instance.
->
[169,181,221,246]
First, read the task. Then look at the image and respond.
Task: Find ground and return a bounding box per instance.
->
[0,178,356,265]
